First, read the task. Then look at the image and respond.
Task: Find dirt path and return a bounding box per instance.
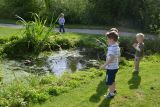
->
[0,23,157,39]
[54,28,156,39]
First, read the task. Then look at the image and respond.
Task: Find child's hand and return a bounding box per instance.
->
[100,64,106,70]
[132,43,137,48]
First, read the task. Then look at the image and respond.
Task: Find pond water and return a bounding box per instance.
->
[1,50,100,82]
[46,50,86,76]
[1,60,30,83]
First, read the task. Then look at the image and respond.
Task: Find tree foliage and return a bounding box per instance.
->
[0,0,160,33]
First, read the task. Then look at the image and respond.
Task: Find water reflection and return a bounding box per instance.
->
[47,50,86,76]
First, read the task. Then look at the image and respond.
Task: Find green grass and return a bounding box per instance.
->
[0,68,104,107]
[61,24,140,32]
[32,56,160,107]
[0,26,160,107]
[0,27,22,37]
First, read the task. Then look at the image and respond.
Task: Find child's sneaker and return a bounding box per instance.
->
[114,90,117,94]
[133,71,139,75]
[105,93,115,99]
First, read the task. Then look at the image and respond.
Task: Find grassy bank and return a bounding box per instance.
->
[0,68,104,107]
[32,55,160,107]
[1,55,160,107]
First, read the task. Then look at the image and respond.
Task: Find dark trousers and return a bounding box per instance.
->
[59,25,65,33]
[106,69,118,85]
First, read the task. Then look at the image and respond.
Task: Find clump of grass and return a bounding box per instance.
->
[143,54,160,62]
[2,13,55,59]
[0,66,3,83]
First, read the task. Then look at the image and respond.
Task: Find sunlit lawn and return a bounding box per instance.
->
[32,56,160,107]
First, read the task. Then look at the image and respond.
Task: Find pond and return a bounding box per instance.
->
[46,50,86,76]
[1,50,100,82]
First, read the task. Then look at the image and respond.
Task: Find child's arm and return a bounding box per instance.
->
[132,43,141,52]
[101,55,115,69]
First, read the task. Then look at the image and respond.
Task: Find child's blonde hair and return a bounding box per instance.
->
[106,31,119,41]
[136,33,145,38]
[60,13,64,17]
[110,28,118,33]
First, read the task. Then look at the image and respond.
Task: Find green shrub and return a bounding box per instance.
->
[9,35,20,41]
[0,38,8,44]
[0,0,42,19]
[23,89,38,103]
[0,69,3,83]
[3,38,36,58]
[9,97,26,107]
[22,89,49,104]
[0,98,9,107]
[26,75,41,87]
[37,93,49,103]
[2,14,55,58]
[40,75,57,85]
[48,86,69,96]
[65,80,81,88]
[144,39,160,54]
[55,37,73,49]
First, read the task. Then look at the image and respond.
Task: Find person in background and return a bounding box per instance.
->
[58,13,65,33]
[132,33,145,72]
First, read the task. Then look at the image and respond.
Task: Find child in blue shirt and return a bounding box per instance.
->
[101,30,120,98]
[58,13,65,33]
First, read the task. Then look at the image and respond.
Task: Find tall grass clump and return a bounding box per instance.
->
[0,69,3,83]
[2,13,55,59]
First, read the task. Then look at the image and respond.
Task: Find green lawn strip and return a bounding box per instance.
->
[0,27,22,37]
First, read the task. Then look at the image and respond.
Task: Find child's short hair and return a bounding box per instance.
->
[110,28,118,33]
[136,33,145,38]
[106,31,119,41]
[60,13,64,16]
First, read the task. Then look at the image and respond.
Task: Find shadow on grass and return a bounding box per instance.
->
[89,78,107,103]
[128,72,141,89]
[98,98,112,107]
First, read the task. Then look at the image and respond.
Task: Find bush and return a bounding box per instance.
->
[9,35,20,41]
[22,89,49,103]
[54,37,73,49]
[9,98,26,107]
[2,14,55,58]
[40,75,57,85]
[0,0,42,19]
[0,69,3,83]
[3,38,36,58]
[48,86,69,96]
[144,39,160,54]
[0,38,8,44]
[0,98,9,107]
